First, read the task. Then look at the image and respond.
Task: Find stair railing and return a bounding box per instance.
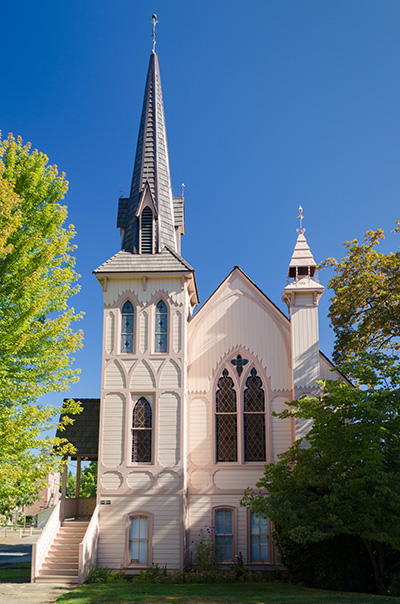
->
[31,501,61,582]
[78,504,100,584]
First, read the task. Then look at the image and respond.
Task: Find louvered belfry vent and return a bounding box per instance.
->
[141,207,153,253]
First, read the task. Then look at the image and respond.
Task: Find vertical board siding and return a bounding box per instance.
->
[102,394,125,467]
[140,311,148,353]
[189,399,209,466]
[104,361,126,389]
[97,496,180,569]
[130,360,155,389]
[271,396,292,461]
[173,311,182,353]
[291,306,320,387]
[104,278,184,306]
[159,360,181,389]
[158,393,180,466]
[105,312,115,354]
[188,287,291,393]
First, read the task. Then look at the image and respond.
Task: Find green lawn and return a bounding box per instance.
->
[56,581,400,604]
[0,562,31,582]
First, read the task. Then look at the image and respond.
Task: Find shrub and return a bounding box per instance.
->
[86,566,126,583]
[193,527,221,570]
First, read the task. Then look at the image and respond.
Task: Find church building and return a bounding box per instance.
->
[32,36,341,583]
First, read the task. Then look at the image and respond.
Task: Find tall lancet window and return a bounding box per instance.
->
[244,368,266,462]
[216,369,237,462]
[154,299,168,353]
[121,300,134,353]
[132,397,152,463]
[141,207,153,253]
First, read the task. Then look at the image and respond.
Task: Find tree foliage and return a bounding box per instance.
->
[242,372,400,592]
[0,133,83,518]
[324,226,400,371]
[0,133,83,405]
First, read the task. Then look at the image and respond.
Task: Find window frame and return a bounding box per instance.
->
[154,298,169,354]
[246,509,272,564]
[125,512,153,568]
[120,299,135,354]
[213,506,237,564]
[214,360,268,465]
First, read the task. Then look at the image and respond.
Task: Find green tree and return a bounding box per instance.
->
[0,133,83,518]
[80,461,98,498]
[324,226,400,372]
[66,470,76,499]
[242,367,400,593]
[0,133,83,404]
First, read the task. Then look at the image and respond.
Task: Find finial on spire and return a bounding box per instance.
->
[152,14,158,53]
[297,205,305,234]
[181,183,185,197]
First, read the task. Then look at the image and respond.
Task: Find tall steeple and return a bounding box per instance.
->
[117,40,179,254]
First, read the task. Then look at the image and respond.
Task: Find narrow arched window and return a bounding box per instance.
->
[244,368,266,462]
[216,369,237,462]
[121,300,134,353]
[214,508,235,562]
[141,207,153,253]
[129,515,151,565]
[154,300,168,353]
[132,397,152,463]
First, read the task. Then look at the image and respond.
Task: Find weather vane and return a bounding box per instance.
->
[152,14,158,53]
[297,205,305,234]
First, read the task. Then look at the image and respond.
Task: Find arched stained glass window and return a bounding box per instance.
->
[154,299,168,353]
[216,369,237,462]
[244,368,266,462]
[132,397,152,463]
[141,207,153,253]
[121,300,134,353]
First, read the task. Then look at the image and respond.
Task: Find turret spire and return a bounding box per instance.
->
[117,39,178,254]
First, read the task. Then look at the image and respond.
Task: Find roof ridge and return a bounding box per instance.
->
[163,245,195,271]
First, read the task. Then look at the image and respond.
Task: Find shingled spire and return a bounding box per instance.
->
[118,50,177,253]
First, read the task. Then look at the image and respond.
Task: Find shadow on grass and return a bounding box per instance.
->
[55,581,400,604]
[0,562,31,583]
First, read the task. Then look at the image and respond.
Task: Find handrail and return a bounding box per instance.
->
[31,501,61,583]
[78,504,99,584]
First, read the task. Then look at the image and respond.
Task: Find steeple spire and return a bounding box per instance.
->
[118,40,178,254]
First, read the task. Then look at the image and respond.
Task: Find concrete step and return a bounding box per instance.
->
[42,562,79,570]
[39,568,79,577]
[50,545,79,553]
[35,575,80,584]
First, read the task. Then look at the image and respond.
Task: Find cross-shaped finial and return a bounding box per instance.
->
[152,14,158,53]
[297,205,305,234]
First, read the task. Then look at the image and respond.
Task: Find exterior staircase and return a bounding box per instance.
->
[35,520,89,583]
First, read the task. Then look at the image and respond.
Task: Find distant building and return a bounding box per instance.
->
[25,473,59,517]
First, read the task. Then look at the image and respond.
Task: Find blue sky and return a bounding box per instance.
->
[2,0,400,407]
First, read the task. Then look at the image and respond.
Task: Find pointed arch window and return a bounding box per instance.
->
[132,397,152,463]
[216,369,237,462]
[244,368,266,462]
[121,300,134,354]
[154,299,168,353]
[141,207,153,254]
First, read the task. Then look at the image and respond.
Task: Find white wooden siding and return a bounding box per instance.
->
[189,399,209,466]
[291,305,320,388]
[97,496,180,569]
[159,360,181,389]
[188,274,291,393]
[127,472,153,490]
[213,469,262,490]
[190,470,211,489]
[104,278,184,307]
[105,312,115,354]
[121,359,137,373]
[271,396,292,461]
[130,360,155,389]
[102,394,125,467]
[173,311,182,353]
[104,360,126,389]
[101,472,123,489]
[140,311,148,353]
[158,393,180,466]
[158,471,179,489]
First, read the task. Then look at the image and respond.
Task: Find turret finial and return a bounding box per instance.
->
[152,14,158,53]
[181,183,185,197]
[297,205,305,234]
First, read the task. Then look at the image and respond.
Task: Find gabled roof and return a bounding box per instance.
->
[94,246,195,275]
[121,51,176,254]
[56,399,100,459]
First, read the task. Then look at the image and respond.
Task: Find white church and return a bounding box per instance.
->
[32,42,341,583]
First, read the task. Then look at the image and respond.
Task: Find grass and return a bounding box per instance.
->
[0,562,31,582]
[55,581,400,604]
